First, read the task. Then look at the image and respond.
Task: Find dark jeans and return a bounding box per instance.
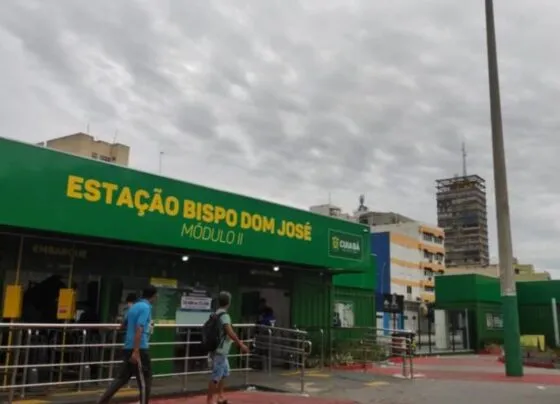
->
[97,349,152,404]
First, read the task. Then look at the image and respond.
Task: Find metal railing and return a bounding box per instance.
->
[251,325,311,393]
[298,326,415,378]
[0,322,311,403]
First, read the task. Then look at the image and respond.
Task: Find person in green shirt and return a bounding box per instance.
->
[207,291,249,404]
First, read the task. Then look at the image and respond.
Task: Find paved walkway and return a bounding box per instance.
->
[150,391,355,404]
[11,356,560,404]
[368,354,560,385]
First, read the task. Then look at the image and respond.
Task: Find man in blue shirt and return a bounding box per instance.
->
[97,286,157,404]
[121,293,137,329]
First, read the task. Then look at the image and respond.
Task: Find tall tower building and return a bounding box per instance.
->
[436,175,489,268]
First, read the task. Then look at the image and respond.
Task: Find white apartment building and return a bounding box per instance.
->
[372,221,445,331]
[373,221,444,301]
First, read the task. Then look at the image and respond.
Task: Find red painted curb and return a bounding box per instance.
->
[329,356,405,370]
[150,391,356,404]
[497,356,555,369]
[329,363,373,370]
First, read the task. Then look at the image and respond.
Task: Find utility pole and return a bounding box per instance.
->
[484,0,523,376]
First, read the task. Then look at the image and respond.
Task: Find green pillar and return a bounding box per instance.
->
[502,295,523,376]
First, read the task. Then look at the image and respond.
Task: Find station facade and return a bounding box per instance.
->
[0,137,376,338]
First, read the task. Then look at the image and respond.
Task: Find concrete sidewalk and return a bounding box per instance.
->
[13,356,560,404]
[11,366,560,404]
[150,391,355,404]
[9,367,403,404]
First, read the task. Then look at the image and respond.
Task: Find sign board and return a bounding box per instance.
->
[180,287,212,312]
[382,293,404,313]
[328,229,364,261]
[333,301,355,328]
[485,312,503,330]
[0,137,371,271]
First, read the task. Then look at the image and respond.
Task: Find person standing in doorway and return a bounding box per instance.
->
[97,286,157,404]
[257,298,269,323]
[207,291,249,404]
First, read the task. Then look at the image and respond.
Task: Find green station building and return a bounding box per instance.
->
[0,137,376,372]
[436,274,560,351]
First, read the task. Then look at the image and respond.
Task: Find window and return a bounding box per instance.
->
[424,269,434,277]
[406,286,412,294]
[91,152,98,159]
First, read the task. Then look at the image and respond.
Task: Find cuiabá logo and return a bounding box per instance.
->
[329,229,363,259]
[339,239,361,252]
[332,236,340,250]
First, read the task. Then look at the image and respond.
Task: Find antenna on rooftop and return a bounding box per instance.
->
[159,151,164,174]
[86,122,90,134]
[462,142,467,177]
[357,194,368,212]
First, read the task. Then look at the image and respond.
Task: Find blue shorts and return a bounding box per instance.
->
[211,355,230,382]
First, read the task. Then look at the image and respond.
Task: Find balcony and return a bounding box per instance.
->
[422,261,445,272]
[421,244,445,255]
[420,292,435,303]
[421,279,435,288]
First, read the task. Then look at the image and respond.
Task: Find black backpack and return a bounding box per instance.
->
[201,312,226,353]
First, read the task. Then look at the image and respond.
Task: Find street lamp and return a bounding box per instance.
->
[484,0,523,376]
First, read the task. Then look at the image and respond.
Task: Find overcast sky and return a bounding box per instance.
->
[1,0,558,275]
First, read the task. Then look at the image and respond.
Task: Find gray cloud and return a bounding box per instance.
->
[1,0,559,274]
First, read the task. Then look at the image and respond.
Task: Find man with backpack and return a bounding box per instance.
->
[203,291,249,404]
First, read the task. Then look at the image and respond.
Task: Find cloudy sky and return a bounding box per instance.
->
[1,0,558,275]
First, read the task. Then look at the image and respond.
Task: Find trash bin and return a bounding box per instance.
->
[391,332,412,356]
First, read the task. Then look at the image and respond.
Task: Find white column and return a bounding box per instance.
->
[552,298,559,347]
[434,310,449,350]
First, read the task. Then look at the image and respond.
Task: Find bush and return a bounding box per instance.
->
[327,338,390,366]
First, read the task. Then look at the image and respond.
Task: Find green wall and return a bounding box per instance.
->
[333,253,377,291]
[291,271,332,329]
[434,275,503,350]
[436,276,560,308]
[333,286,376,328]
[0,137,370,272]
[435,275,560,349]
[435,274,500,306]
[473,303,504,348]
[517,281,560,305]
[518,305,555,346]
